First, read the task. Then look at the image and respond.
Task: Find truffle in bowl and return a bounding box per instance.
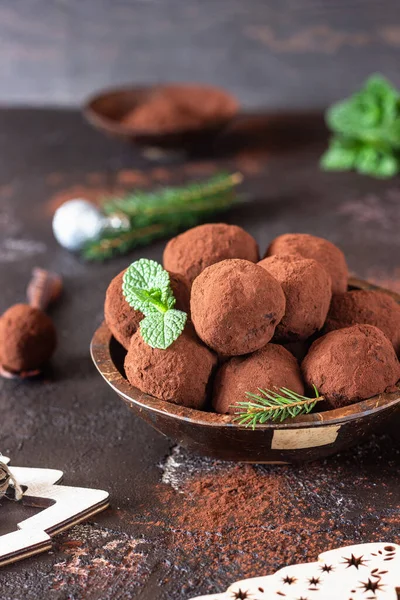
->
[91,277,400,464]
[83,84,239,152]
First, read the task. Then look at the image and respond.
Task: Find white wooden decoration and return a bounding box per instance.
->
[0,457,109,567]
[191,542,400,600]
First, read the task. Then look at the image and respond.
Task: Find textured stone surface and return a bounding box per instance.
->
[0,108,399,600]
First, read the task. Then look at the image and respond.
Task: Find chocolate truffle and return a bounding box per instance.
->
[191,259,286,356]
[213,343,304,415]
[302,324,400,409]
[124,329,216,409]
[323,290,400,355]
[105,269,190,350]
[265,233,348,294]
[163,223,259,285]
[0,304,57,372]
[258,254,332,342]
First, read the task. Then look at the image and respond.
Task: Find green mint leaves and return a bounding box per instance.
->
[122,259,187,350]
[140,308,187,350]
[321,74,400,178]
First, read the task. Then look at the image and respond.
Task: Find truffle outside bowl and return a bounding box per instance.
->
[83,83,239,152]
[90,278,400,464]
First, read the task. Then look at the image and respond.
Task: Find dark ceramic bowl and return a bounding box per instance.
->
[83,84,239,153]
[90,278,400,464]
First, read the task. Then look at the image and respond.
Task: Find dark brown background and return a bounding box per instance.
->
[0,107,399,600]
[0,1,400,599]
[1,0,400,108]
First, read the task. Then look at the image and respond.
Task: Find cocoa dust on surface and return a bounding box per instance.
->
[149,439,400,597]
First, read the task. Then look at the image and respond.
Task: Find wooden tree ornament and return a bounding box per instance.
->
[0,456,109,566]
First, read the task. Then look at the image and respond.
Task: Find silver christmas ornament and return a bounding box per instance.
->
[52,199,106,251]
[52,199,129,252]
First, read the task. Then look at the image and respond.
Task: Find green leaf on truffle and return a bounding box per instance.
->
[122,258,187,349]
[123,258,173,314]
[140,309,187,350]
[233,385,324,429]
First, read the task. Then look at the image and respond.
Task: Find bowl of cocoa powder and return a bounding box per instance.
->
[83,84,239,152]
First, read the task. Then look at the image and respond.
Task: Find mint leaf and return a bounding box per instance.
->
[323,74,400,179]
[123,258,172,314]
[140,309,187,349]
[122,258,187,349]
[356,147,398,178]
[320,138,357,171]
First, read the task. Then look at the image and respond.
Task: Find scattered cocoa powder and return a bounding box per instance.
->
[46,185,125,216]
[149,440,400,597]
[116,170,150,187]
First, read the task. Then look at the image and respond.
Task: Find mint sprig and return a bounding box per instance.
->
[321,74,400,178]
[122,258,187,349]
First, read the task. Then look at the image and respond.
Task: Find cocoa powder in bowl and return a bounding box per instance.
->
[265,233,349,295]
[213,343,304,414]
[302,324,400,408]
[121,85,238,133]
[258,254,332,342]
[163,223,259,285]
[190,259,286,356]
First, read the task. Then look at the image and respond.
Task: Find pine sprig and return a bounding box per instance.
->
[233,386,324,429]
[82,172,242,260]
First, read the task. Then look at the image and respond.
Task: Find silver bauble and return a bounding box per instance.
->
[52,199,106,251]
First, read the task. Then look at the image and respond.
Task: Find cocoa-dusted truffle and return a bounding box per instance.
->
[213,343,304,414]
[191,259,286,356]
[265,233,348,294]
[105,270,143,350]
[302,324,400,409]
[323,290,400,355]
[0,304,57,372]
[163,223,259,285]
[124,329,216,409]
[258,254,332,342]
[168,272,191,314]
[105,269,190,350]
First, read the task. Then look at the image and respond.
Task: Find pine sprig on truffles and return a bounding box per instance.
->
[233,386,324,429]
[82,172,242,260]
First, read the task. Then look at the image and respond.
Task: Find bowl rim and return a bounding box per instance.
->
[91,277,400,430]
[83,83,240,137]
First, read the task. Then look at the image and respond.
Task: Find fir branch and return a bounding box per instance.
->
[232,386,324,429]
[82,172,242,260]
